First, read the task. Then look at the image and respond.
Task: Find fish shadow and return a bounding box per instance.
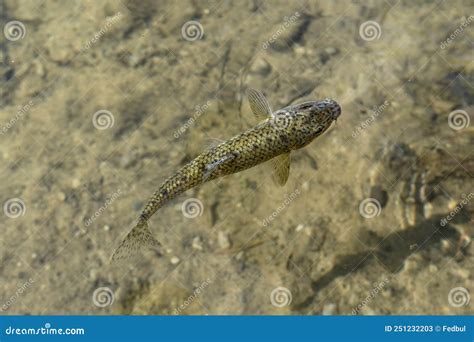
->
[295,211,470,310]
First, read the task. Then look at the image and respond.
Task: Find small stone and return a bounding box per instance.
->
[103,225,110,232]
[428,264,438,273]
[440,239,451,253]
[217,231,231,249]
[31,253,37,259]
[72,179,80,188]
[295,224,304,232]
[170,256,180,265]
[302,182,309,191]
[294,45,306,55]
[322,303,337,315]
[192,236,203,250]
[324,47,338,55]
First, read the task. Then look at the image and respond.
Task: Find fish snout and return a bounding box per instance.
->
[323,98,341,120]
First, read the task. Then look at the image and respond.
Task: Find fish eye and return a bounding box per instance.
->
[298,103,313,110]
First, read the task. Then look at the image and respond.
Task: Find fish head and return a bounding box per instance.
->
[272,98,341,149]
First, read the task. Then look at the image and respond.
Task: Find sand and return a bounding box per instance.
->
[0,0,472,315]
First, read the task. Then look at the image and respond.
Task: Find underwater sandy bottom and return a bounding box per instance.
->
[0,0,472,315]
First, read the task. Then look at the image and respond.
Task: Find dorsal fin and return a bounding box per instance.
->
[246,88,272,120]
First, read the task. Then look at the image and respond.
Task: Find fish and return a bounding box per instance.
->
[111,89,341,260]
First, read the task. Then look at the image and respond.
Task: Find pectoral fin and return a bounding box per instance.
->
[270,152,291,186]
[246,88,272,120]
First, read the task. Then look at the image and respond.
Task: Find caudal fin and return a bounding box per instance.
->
[111,219,162,261]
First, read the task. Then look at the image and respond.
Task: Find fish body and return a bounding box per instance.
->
[112,89,341,260]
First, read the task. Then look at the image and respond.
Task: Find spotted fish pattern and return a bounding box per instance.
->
[112,89,341,260]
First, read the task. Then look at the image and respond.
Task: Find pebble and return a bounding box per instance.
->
[217,231,231,249]
[325,47,338,55]
[302,181,309,191]
[170,256,180,265]
[103,225,110,232]
[295,224,305,232]
[440,239,451,253]
[72,179,81,189]
[428,264,438,273]
[192,236,203,250]
[448,267,469,280]
[294,45,306,55]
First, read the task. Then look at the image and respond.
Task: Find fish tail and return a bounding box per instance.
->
[111,218,162,261]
